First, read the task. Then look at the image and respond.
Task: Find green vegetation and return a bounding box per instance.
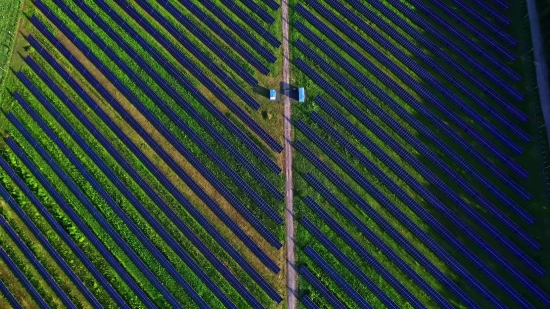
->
[2,0,547,307]
[0,0,285,307]
[291,0,550,308]
[0,168,97,308]
[0,0,21,87]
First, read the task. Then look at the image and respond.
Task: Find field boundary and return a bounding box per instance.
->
[0,0,22,89]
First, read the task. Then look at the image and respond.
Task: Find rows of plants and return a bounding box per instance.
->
[291,0,550,307]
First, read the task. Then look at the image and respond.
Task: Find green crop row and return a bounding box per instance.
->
[371,0,532,148]
[293,129,455,307]
[1,115,145,308]
[138,0,285,141]
[9,74,199,306]
[0,256,29,307]
[361,0,550,259]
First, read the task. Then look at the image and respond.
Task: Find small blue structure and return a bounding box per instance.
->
[298,87,306,102]
[270,89,277,101]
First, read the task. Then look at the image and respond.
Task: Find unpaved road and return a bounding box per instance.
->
[281,0,297,308]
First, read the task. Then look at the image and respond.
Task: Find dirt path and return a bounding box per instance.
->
[281,0,297,308]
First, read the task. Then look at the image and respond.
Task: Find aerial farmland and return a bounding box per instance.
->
[0,0,549,308]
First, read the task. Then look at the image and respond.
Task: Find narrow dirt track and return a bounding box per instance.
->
[281,0,297,308]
